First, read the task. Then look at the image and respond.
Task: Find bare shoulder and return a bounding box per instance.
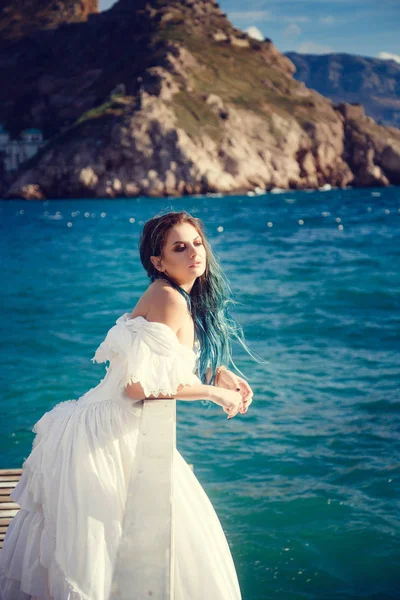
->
[147,280,188,333]
[131,280,188,333]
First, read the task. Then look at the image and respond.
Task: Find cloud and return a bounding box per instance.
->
[244,26,265,42]
[378,52,400,64]
[281,16,310,23]
[284,23,302,38]
[319,15,335,24]
[229,11,271,22]
[297,41,334,54]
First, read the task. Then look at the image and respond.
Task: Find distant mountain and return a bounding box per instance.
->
[286,52,400,129]
[1,0,400,199]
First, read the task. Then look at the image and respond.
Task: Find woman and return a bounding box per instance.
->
[0,210,256,600]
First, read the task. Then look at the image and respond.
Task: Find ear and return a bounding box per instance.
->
[150,255,165,272]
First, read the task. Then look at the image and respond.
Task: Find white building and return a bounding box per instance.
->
[0,125,45,173]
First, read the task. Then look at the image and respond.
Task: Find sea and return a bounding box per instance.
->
[0,186,399,600]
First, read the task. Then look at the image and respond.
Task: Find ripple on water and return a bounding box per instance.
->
[1,188,400,600]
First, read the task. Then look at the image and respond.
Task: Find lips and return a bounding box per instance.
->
[189,262,202,268]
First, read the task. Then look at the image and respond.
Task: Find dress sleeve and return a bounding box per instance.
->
[91,315,202,398]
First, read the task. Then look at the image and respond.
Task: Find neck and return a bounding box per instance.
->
[160,273,195,295]
[180,281,195,294]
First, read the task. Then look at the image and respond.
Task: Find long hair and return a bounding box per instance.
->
[139,210,264,386]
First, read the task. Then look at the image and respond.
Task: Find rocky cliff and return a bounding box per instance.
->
[0,0,98,41]
[286,51,400,129]
[1,0,400,199]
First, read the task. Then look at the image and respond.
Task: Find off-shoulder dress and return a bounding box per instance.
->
[0,313,242,600]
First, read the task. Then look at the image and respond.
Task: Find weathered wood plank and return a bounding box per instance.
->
[0,502,20,509]
[0,510,18,518]
[110,398,176,600]
[0,469,23,476]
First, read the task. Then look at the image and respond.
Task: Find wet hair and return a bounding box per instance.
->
[139,209,264,387]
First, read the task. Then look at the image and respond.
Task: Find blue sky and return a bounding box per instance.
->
[98,0,400,62]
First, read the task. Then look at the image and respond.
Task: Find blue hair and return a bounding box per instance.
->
[139,210,266,387]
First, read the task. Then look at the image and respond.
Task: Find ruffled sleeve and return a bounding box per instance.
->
[91,313,202,398]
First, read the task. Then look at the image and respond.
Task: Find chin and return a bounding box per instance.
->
[189,266,205,277]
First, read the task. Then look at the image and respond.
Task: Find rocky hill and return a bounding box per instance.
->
[286,51,400,129]
[1,0,400,199]
[0,0,98,41]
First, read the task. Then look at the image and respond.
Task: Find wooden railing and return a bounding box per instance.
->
[110,398,177,599]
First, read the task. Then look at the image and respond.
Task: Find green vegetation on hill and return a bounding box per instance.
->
[156,20,335,130]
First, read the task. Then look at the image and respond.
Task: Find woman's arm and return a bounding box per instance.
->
[125,379,243,418]
[124,288,243,417]
[125,288,214,402]
[125,381,214,402]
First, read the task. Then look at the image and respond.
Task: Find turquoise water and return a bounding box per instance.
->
[1,188,399,600]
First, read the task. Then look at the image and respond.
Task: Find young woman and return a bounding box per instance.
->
[0,210,256,600]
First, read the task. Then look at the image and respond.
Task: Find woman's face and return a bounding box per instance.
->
[151,222,207,291]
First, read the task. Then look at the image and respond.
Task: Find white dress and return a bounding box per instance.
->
[0,313,242,600]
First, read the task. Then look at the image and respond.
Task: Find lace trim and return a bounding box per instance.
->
[125,372,200,398]
[91,339,117,365]
[0,562,88,600]
[0,553,88,600]
[1,483,89,600]
[50,555,90,600]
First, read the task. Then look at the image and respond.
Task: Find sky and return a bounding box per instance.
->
[98,0,400,62]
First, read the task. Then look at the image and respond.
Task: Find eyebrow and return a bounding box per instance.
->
[172,235,201,246]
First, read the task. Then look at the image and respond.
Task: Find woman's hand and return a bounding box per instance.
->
[215,368,253,415]
[209,387,243,419]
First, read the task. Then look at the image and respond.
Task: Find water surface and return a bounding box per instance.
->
[1,187,399,599]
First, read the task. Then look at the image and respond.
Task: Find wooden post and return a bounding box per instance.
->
[110,398,176,599]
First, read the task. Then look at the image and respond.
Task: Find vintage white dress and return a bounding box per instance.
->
[0,313,242,600]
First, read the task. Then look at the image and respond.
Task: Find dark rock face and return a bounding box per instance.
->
[336,102,400,186]
[0,2,158,140]
[1,0,400,199]
[0,0,98,41]
[286,51,400,129]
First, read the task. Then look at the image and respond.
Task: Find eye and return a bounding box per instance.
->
[174,240,203,252]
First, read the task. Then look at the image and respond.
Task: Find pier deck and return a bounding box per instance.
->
[0,468,23,550]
